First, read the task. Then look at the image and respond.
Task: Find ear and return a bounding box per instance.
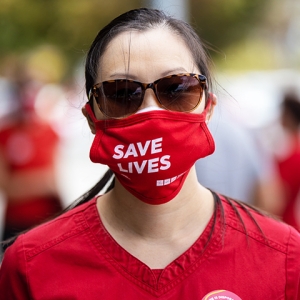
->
[206,93,217,123]
[82,107,96,134]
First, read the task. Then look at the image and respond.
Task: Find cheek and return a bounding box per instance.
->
[93,97,107,120]
[192,94,206,114]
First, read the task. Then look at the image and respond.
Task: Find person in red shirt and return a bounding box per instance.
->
[0,8,299,299]
[0,66,63,243]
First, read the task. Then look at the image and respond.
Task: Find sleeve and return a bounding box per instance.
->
[285,227,300,299]
[0,236,31,299]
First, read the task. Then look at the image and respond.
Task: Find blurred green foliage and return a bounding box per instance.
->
[0,0,270,76]
[190,0,268,59]
[189,0,272,70]
[0,0,141,76]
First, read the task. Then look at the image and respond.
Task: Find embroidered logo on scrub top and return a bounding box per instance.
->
[202,290,242,300]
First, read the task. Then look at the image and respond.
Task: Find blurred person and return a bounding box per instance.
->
[0,55,63,244]
[0,8,299,299]
[195,106,284,215]
[275,91,300,231]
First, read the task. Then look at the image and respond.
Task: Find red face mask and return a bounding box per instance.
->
[85,101,215,205]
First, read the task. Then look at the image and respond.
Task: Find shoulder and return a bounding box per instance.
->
[0,199,102,297]
[221,195,300,250]
[221,195,300,284]
[220,196,300,296]
[0,199,98,296]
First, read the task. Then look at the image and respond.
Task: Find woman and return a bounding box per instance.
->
[0,8,299,299]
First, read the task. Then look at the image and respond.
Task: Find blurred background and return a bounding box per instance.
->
[0,0,300,240]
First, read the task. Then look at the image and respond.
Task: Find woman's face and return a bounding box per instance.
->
[93,27,206,120]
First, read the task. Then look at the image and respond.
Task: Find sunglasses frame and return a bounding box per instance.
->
[88,73,207,119]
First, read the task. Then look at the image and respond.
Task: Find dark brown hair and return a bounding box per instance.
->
[282,91,300,126]
[85,8,213,99]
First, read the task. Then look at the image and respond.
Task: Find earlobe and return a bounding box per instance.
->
[206,93,217,123]
[82,107,96,134]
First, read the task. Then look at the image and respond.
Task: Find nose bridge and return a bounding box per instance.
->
[142,82,155,93]
[139,82,160,109]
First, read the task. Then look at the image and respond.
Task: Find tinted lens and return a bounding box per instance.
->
[96,80,143,118]
[156,76,202,112]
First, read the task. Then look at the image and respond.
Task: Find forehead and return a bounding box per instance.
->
[97,27,198,82]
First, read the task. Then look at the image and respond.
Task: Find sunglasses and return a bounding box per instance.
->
[89,73,207,119]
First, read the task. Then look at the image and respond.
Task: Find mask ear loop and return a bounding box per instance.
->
[205,92,215,124]
[87,87,95,108]
[85,86,98,125]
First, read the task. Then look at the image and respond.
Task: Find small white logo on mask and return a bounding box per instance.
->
[156,172,185,186]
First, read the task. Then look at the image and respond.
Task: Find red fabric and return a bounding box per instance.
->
[1,196,300,299]
[277,136,300,231]
[0,119,59,171]
[0,119,61,233]
[5,196,61,229]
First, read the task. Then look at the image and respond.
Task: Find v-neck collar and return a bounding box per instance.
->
[83,194,223,296]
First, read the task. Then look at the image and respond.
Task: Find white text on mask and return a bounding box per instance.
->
[112,138,171,174]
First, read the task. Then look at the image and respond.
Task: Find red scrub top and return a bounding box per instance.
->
[0,195,299,299]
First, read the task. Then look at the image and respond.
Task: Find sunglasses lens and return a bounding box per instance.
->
[96,80,143,118]
[156,76,202,112]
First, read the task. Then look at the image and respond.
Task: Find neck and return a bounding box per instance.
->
[97,167,214,241]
